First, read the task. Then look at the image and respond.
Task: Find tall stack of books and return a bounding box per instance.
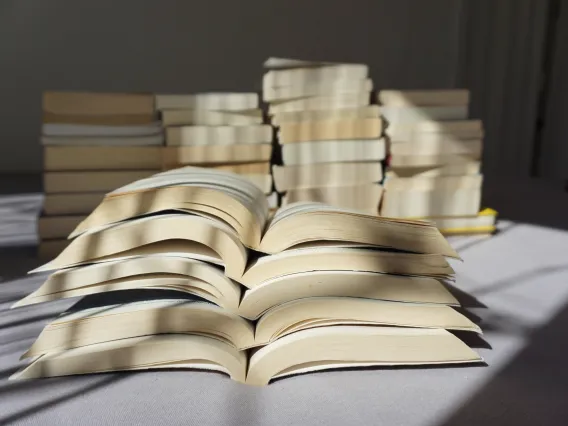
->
[13,167,484,385]
[263,58,385,214]
[378,89,496,234]
[155,93,277,209]
[39,92,164,259]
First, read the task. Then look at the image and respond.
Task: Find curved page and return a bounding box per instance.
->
[17,256,241,310]
[13,334,247,383]
[71,167,268,248]
[241,247,454,288]
[238,271,458,320]
[32,214,248,280]
[254,297,480,347]
[23,300,254,357]
[259,202,459,257]
[246,326,482,386]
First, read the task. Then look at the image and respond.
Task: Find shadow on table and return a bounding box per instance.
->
[436,299,568,426]
[0,375,128,425]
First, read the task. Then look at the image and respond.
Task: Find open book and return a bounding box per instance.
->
[14,167,483,385]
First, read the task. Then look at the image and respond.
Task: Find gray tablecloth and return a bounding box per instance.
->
[1,178,568,425]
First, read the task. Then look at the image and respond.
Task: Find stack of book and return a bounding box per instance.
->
[378,89,496,234]
[264,58,385,214]
[12,167,484,385]
[155,93,276,209]
[40,92,164,258]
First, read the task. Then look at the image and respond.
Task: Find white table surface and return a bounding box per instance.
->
[1,177,568,426]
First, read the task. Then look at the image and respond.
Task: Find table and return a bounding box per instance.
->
[1,177,568,426]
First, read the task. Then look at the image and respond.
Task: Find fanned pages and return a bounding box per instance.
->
[21,297,478,360]
[14,164,485,386]
[14,327,481,385]
[258,202,459,257]
[155,93,259,111]
[33,214,249,280]
[64,170,457,258]
[240,247,454,288]
[17,256,242,310]
[13,335,248,383]
[246,326,481,386]
[161,109,263,126]
[22,298,254,356]
[238,272,458,319]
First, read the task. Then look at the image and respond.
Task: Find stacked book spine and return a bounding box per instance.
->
[379,89,495,234]
[263,58,385,214]
[39,92,163,258]
[13,168,485,385]
[156,93,277,209]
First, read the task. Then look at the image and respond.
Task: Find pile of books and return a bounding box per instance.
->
[379,89,496,234]
[39,92,163,258]
[156,93,277,209]
[264,58,385,214]
[13,167,484,385]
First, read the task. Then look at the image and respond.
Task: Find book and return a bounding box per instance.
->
[263,60,368,92]
[386,119,483,140]
[43,112,158,126]
[43,193,105,215]
[42,123,162,137]
[429,208,498,235]
[43,170,157,193]
[264,79,373,102]
[273,162,383,192]
[269,94,370,114]
[384,174,483,192]
[38,215,87,240]
[162,144,272,168]
[389,139,483,158]
[17,151,484,385]
[263,57,369,70]
[165,125,272,146]
[16,249,456,311]
[161,109,263,127]
[43,146,163,171]
[282,139,386,165]
[155,93,259,111]
[40,135,164,146]
[389,153,481,168]
[17,296,478,357]
[386,162,481,178]
[381,105,469,124]
[43,92,155,116]
[13,326,480,385]
[380,188,482,218]
[278,118,382,143]
[271,105,381,125]
[378,89,470,107]
[282,184,383,214]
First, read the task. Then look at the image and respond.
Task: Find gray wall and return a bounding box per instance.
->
[539,1,568,183]
[0,0,463,172]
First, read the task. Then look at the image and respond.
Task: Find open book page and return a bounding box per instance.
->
[260,202,459,257]
[33,214,249,280]
[18,255,242,310]
[69,167,269,248]
[253,297,480,348]
[22,296,255,358]
[241,246,454,289]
